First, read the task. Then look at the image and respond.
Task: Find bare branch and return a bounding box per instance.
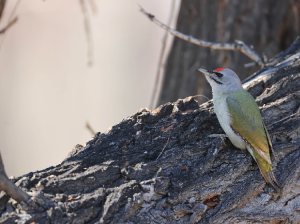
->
[79,0,93,66]
[86,121,95,136]
[8,0,21,22]
[0,17,17,34]
[0,0,21,50]
[0,153,30,203]
[139,6,265,67]
[244,62,257,68]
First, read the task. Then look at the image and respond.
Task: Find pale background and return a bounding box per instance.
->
[0,0,180,177]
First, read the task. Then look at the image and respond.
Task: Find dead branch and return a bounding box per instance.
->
[79,0,93,66]
[139,6,265,67]
[86,121,95,136]
[0,0,21,50]
[0,153,30,203]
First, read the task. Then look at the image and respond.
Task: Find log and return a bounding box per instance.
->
[0,39,300,223]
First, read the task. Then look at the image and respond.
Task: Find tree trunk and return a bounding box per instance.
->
[0,39,300,223]
[158,0,300,106]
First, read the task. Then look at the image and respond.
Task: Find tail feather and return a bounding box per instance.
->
[251,149,281,191]
[269,169,281,189]
[257,164,281,190]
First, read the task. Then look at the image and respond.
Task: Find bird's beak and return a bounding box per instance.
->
[197,68,210,76]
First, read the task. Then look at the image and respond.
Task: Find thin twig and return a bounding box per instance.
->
[88,0,98,15]
[149,0,177,110]
[86,121,96,136]
[139,6,265,67]
[0,0,21,50]
[79,0,93,66]
[7,0,20,23]
[0,17,17,34]
[191,94,210,102]
[244,62,256,68]
[156,132,171,160]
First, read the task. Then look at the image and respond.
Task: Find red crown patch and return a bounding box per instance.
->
[214,68,226,72]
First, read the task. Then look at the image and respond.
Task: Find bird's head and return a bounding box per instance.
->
[197,68,243,95]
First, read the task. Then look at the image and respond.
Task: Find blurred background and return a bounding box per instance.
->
[0,0,180,177]
[157,1,300,107]
[1,0,299,177]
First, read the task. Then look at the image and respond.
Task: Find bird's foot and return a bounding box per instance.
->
[208,134,228,138]
[208,134,228,142]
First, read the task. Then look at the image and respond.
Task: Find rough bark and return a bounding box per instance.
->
[158,0,300,106]
[0,39,299,223]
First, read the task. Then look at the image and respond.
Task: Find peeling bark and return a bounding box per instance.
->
[0,40,300,223]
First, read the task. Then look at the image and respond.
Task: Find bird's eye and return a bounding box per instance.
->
[215,72,223,78]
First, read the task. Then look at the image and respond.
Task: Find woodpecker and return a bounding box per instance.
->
[198,68,280,190]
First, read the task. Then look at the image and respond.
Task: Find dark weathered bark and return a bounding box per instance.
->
[158,0,300,106]
[0,39,299,223]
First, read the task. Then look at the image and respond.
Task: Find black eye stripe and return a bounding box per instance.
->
[210,77,223,85]
[214,72,223,78]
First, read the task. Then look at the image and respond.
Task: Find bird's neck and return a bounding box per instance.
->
[212,85,243,100]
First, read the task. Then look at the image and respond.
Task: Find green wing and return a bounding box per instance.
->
[226,89,271,164]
